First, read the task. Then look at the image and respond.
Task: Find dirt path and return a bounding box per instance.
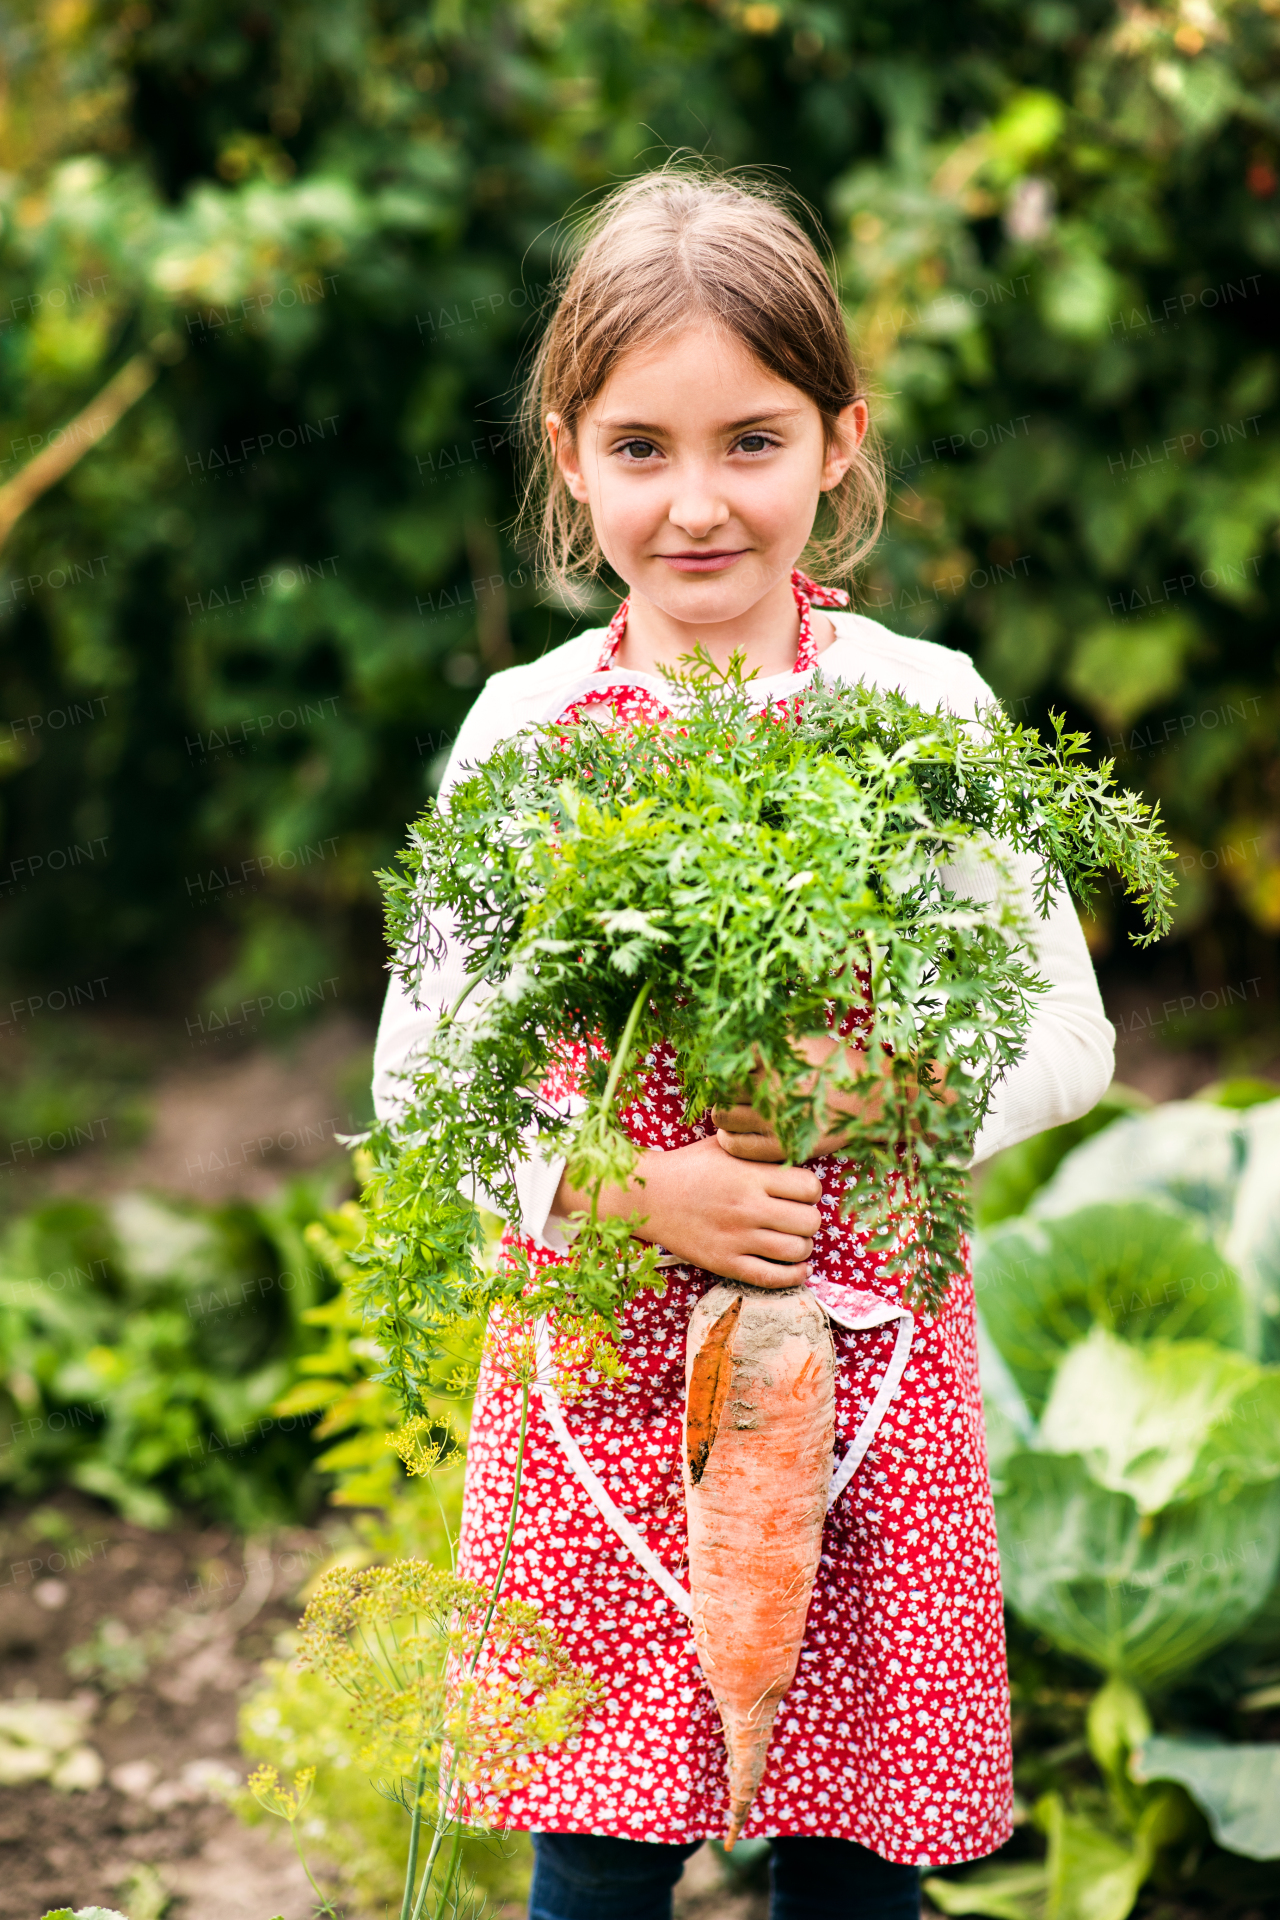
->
[34,1012,376,1209]
[0,1493,332,1918]
[0,1489,776,1920]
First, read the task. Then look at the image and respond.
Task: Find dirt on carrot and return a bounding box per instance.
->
[682,1282,835,1849]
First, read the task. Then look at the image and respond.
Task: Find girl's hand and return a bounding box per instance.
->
[713,1102,857,1163]
[713,1034,949,1164]
[551,1136,822,1289]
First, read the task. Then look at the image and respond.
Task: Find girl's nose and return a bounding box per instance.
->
[667,472,730,540]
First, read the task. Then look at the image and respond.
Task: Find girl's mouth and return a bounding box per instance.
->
[657,549,750,574]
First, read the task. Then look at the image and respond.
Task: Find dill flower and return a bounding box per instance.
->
[294,1558,600,1808]
[482,1309,629,1400]
[386,1415,459,1477]
[248,1762,315,1820]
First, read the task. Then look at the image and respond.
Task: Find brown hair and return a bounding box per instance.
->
[518,163,885,596]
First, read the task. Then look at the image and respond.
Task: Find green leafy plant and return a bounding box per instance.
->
[928,1095,1280,1920]
[0,1180,339,1527]
[1028,1094,1280,1361]
[1132,1736,1280,1861]
[114,1866,170,1920]
[0,1021,152,1162]
[273,1194,478,1542]
[64,1617,152,1692]
[926,1680,1193,1920]
[978,1113,1280,1690]
[39,1909,129,1920]
[359,654,1171,1409]
[292,1558,599,1920]
[975,1199,1249,1417]
[994,1413,1280,1691]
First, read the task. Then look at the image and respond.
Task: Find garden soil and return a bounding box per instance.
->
[0,1491,330,1918]
[0,1492,766,1920]
[39,1012,377,1208]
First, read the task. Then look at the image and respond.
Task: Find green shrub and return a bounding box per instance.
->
[0,1021,153,1163]
[2,0,1278,1016]
[237,1653,533,1915]
[234,1195,533,1915]
[0,1178,340,1527]
[930,1095,1280,1918]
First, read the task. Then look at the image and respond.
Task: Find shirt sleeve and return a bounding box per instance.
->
[370,676,576,1251]
[372,954,577,1251]
[936,657,1115,1164]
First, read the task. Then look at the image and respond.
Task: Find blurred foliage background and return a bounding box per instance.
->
[0,0,1277,1043]
[2,9,1280,1909]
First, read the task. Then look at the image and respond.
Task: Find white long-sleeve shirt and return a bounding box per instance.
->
[372,607,1116,1246]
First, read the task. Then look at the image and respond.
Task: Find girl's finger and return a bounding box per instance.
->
[727,1255,813,1290]
[713,1104,776,1133]
[716,1127,785,1163]
[757,1199,821,1238]
[764,1164,823,1203]
[746,1230,815,1264]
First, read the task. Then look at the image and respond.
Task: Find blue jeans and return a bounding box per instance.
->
[528,1832,921,1920]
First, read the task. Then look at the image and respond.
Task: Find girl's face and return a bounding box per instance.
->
[549,322,866,650]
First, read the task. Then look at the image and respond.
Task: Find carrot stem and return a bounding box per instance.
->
[578,976,654,1257]
[600,978,655,1124]
[442,963,490,1029]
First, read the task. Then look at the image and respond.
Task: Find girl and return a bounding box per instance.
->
[374,170,1114,1920]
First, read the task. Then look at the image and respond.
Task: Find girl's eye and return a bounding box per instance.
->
[736,433,776,454]
[618,439,659,461]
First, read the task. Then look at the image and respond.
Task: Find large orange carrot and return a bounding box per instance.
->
[683,1281,835,1848]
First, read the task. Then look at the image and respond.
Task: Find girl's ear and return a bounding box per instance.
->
[546,410,591,504]
[820,399,870,493]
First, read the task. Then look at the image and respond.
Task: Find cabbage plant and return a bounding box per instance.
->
[1030,1096,1280,1362]
[992,1333,1280,1688]
[976,1135,1280,1688]
[931,1097,1280,1920]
